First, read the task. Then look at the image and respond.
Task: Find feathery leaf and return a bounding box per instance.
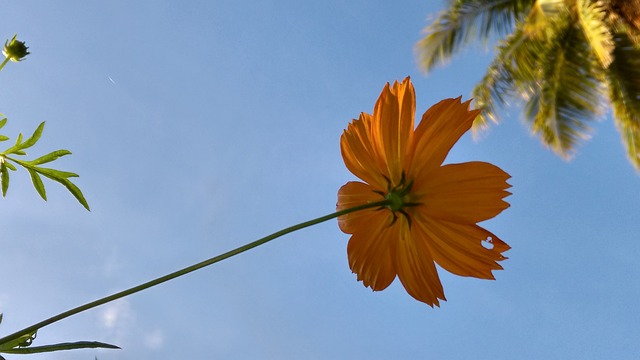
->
[576,0,614,68]
[607,31,640,168]
[417,0,535,73]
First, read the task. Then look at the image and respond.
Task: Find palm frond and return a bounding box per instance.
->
[523,0,566,38]
[617,123,640,169]
[576,0,614,68]
[609,0,640,33]
[416,0,535,73]
[471,67,504,133]
[471,26,545,132]
[606,31,640,168]
[524,20,605,158]
[606,5,640,47]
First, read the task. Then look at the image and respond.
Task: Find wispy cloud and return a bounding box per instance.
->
[98,299,135,346]
[144,328,164,350]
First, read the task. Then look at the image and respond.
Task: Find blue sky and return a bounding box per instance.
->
[2,1,639,359]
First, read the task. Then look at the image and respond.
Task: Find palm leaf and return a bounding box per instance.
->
[471,66,504,133]
[416,0,535,73]
[522,0,565,38]
[471,25,547,133]
[576,0,614,68]
[606,31,640,168]
[524,21,605,158]
[618,124,640,168]
[607,9,640,46]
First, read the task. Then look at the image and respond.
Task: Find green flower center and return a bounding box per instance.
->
[374,172,420,226]
[385,188,411,212]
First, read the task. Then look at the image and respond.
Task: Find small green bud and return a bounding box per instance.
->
[3,35,30,62]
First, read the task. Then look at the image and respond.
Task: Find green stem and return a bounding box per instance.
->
[0,199,389,346]
[0,57,10,72]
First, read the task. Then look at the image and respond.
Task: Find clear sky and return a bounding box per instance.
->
[2,1,639,359]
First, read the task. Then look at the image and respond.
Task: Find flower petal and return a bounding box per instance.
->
[414,214,510,279]
[395,221,446,307]
[414,161,512,223]
[336,181,385,234]
[409,97,480,178]
[340,113,388,189]
[347,211,398,291]
[371,77,415,185]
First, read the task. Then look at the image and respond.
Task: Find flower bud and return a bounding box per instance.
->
[3,35,30,62]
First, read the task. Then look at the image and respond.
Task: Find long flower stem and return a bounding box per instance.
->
[0,199,389,346]
[0,57,10,72]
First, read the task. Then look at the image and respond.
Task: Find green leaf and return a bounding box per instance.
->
[0,163,9,197]
[522,0,567,39]
[576,0,613,68]
[416,0,536,73]
[0,116,6,129]
[33,167,89,210]
[20,121,45,150]
[27,169,47,200]
[0,341,119,354]
[4,158,90,210]
[0,119,89,209]
[470,26,546,133]
[2,122,45,154]
[14,133,22,147]
[619,124,640,168]
[57,177,90,211]
[4,162,16,171]
[28,166,79,179]
[29,149,72,165]
[524,23,605,158]
[607,31,640,169]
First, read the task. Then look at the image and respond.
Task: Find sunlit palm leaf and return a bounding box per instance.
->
[524,21,605,158]
[523,0,565,38]
[576,0,614,68]
[471,67,503,133]
[618,125,640,168]
[418,0,640,170]
[606,31,640,168]
[471,26,546,133]
[607,6,640,46]
[416,0,535,73]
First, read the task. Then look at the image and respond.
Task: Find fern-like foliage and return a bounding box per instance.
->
[0,116,90,210]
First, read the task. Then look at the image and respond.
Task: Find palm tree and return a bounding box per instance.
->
[416,0,640,169]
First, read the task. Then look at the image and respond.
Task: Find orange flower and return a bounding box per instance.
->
[337,77,511,307]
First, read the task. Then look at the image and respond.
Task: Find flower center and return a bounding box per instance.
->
[385,188,411,212]
[374,173,420,226]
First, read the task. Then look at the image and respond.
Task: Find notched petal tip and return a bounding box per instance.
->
[488,235,511,254]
